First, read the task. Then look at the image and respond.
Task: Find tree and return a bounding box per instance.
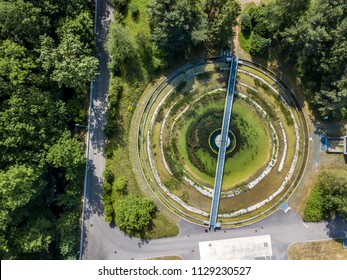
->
[112,176,127,195]
[240,12,252,34]
[115,196,156,235]
[320,170,347,220]
[46,131,85,181]
[0,164,45,216]
[148,0,200,58]
[56,212,79,259]
[39,34,98,92]
[105,21,136,75]
[0,0,49,47]
[57,11,94,46]
[111,0,130,11]
[0,40,36,99]
[0,87,66,167]
[204,0,240,47]
[281,0,347,117]
[304,169,347,222]
[249,33,271,55]
[0,164,46,257]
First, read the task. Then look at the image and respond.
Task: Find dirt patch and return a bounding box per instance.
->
[288,239,347,260]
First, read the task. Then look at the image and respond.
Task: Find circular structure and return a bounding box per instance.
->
[136,58,308,227]
[209,129,236,154]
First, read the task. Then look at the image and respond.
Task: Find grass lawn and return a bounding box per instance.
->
[288,240,347,260]
[174,95,271,190]
[124,0,151,36]
[222,99,271,188]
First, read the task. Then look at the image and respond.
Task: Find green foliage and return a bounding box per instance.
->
[180,191,189,204]
[103,168,115,184]
[249,33,271,55]
[130,5,140,20]
[241,12,252,34]
[17,217,54,255]
[148,0,240,58]
[57,11,94,46]
[242,0,345,117]
[0,165,45,214]
[105,21,136,76]
[39,34,98,92]
[113,176,128,195]
[115,196,156,235]
[0,40,36,98]
[203,0,241,48]
[111,0,130,10]
[0,0,95,259]
[46,131,85,181]
[304,169,347,222]
[56,212,79,259]
[304,186,325,222]
[0,0,49,47]
[0,88,66,167]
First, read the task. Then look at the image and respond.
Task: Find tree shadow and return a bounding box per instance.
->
[325,216,347,239]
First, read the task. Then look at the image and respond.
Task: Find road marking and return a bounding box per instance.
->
[302,222,309,228]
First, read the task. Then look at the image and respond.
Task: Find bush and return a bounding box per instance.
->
[103,168,114,184]
[130,5,139,20]
[304,187,325,222]
[241,12,252,34]
[113,176,127,195]
[111,0,130,11]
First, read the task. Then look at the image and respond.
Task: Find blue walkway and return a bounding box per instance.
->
[209,57,238,230]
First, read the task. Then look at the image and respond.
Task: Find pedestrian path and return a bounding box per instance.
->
[209,57,238,230]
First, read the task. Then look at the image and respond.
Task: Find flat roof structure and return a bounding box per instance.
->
[199,235,272,260]
[344,136,347,155]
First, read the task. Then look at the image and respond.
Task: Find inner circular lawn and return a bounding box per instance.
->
[173,94,272,191]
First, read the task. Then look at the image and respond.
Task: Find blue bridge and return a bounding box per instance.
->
[209,57,238,230]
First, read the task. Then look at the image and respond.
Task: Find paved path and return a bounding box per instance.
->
[80,0,113,260]
[209,57,238,229]
[85,209,347,260]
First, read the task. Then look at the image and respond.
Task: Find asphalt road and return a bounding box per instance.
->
[81,1,347,260]
[81,1,113,260]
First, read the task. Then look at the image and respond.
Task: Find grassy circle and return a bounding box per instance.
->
[173,93,272,190]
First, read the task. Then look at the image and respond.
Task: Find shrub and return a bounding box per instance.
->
[103,168,114,184]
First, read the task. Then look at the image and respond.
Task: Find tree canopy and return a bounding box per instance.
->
[115,196,156,235]
[239,0,347,118]
[0,0,96,259]
[148,0,240,59]
[304,169,347,222]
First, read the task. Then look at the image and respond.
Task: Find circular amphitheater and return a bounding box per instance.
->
[137,58,308,227]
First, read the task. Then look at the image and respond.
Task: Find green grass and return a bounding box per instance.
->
[239,30,251,52]
[222,100,271,188]
[174,95,271,190]
[124,0,151,36]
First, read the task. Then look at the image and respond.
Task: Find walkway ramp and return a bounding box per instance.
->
[209,57,238,230]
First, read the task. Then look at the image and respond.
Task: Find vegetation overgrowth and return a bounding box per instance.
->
[239,0,347,119]
[0,0,98,259]
[304,169,347,222]
[102,0,241,237]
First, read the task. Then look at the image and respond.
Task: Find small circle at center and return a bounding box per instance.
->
[215,134,231,148]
